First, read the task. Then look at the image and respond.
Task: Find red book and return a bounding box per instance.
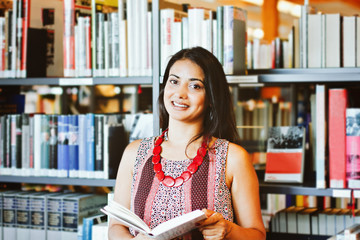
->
[346,108,360,188]
[21,0,30,77]
[63,0,75,77]
[328,89,348,188]
[265,126,305,183]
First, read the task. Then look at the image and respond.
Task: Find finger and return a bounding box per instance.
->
[199,212,223,227]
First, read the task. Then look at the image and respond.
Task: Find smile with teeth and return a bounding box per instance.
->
[172,101,189,108]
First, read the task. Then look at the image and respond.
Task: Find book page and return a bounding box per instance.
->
[151,209,207,239]
[101,201,151,234]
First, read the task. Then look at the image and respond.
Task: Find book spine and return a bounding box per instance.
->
[316,85,327,188]
[16,0,22,78]
[40,115,50,176]
[49,115,58,177]
[146,11,152,76]
[139,0,147,76]
[29,114,34,175]
[188,8,204,49]
[107,13,112,76]
[94,115,103,179]
[96,13,105,77]
[57,115,69,177]
[20,0,29,77]
[160,9,174,75]
[63,0,75,77]
[78,114,87,178]
[16,193,31,240]
[10,1,18,78]
[126,0,134,76]
[68,114,79,178]
[346,109,360,189]
[343,16,356,67]
[119,18,127,77]
[86,113,95,178]
[85,16,91,77]
[11,114,22,175]
[30,194,46,240]
[329,89,348,188]
[223,6,233,75]
[216,6,223,65]
[91,0,96,76]
[21,113,30,176]
[325,14,341,68]
[0,17,5,77]
[3,192,17,239]
[47,196,62,240]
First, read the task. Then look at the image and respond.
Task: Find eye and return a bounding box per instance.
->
[169,79,179,85]
[189,82,204,90]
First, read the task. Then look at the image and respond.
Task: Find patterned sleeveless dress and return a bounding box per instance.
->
[130,137,234,239]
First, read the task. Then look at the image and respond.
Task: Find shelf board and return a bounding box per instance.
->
[248,68,360,83]
[0,76,152,86]
[0,175,116,187]
[259,182,333,197]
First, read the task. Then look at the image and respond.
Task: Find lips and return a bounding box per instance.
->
[172,101,189,108]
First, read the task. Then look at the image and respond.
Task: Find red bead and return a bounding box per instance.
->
[152,155,161,164]
[180,171,192,182]
[153,163,162,173]
[155,137,164,146]
[153,145,162,155]
[197,147,207,157]
[156,171,165,181]
[187,163,198,174]
[174,177,184,187]
[193,155,203,166]
[162,176,175,187]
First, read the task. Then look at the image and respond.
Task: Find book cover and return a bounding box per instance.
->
[49,114,58,177]
[68,114,79,178]
[94,114,104,179]
[86,113,95,178]
[264,126,306,183]
[57,115,69,177]
[16,191,31,240]
[329,89,348,188]
[316,84,327,189]
[78,114,87,178]
[101,200,207,240]
[223,6,246,75]
[61,193,107,240]
[346,108,360,189]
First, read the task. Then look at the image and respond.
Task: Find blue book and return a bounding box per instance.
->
[68,115,79,178]
[57,115,69,177]
[78,114,87,178]
[86,113,95,178]
[82,214,107,240]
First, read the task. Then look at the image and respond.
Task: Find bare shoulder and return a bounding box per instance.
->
[120,139,142,166]
[226,142,254,179]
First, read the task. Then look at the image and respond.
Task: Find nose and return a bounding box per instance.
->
[176,83,188,99]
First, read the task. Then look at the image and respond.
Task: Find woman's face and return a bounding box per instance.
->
[164,59,207,124]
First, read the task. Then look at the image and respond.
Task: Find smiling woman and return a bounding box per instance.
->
[108,47,266,240]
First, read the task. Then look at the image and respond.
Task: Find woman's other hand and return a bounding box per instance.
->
[197,209,233,240]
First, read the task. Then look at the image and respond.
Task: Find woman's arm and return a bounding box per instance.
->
[108,140,153,240]
[198,143,266,240]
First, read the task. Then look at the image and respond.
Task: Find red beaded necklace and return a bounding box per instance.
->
[152,129,208,187]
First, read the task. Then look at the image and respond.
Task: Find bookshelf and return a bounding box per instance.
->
[1,0,360,239]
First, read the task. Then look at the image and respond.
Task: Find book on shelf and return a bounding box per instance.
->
[325,13,341,68]
[82,214,107,240]
[346,108,360,189]
[316,84,327,189]
[101,200,207,240]
[329,88,348,189]
[343,16,357,68]
[264,126,306,183]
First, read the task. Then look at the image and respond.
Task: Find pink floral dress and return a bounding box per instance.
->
[130,137,234,239]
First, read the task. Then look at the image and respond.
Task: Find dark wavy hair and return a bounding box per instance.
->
[158,47,240,144]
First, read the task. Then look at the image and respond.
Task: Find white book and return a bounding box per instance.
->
[307,14,322,68]
[357,17,360,67]
[33,114,42,176]
[101,200,206,240]
[104,20,109,77]
[84,16,91,77]
[325,13,341,68]
[181,17,189,49]
[119,19,127,77]
[316,84,326,188]
[126,0,135,76]
[160,8,174,75]
[343,16,356,67]
[110,12,120,77]
[146,11,152,76]
[139,0,147,76]
[188,8,204,48]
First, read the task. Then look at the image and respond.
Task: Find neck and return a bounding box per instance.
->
[166,121,204,145]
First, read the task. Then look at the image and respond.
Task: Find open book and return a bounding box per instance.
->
[101,200,207,240]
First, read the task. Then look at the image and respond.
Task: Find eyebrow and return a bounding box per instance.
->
[169,74,204,84]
